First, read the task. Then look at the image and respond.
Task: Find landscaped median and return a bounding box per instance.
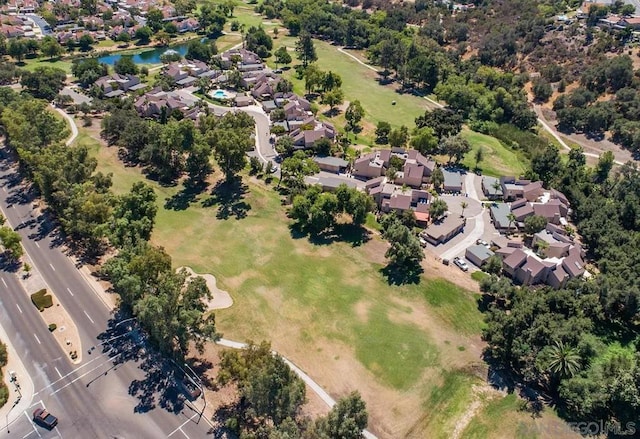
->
[21,253,82,364]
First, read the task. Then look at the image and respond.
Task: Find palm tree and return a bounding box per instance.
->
[536,239,549,257]
[546,340,582,380]
[492,180,502,199]
[506,213,516,236]
[460,201,468,218]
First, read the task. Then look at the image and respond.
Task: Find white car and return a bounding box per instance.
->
[453,257,469,272]
[476,239,490,248]
[419,237,427,248]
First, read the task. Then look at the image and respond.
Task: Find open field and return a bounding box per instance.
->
[459,130,528,177]
[20,57,73,74]
[77,117,576,438]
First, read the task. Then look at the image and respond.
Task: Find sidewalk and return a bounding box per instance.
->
[0,318,34,432]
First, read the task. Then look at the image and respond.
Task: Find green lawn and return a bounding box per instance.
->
[20,57,73,74]
[460,130,528,177]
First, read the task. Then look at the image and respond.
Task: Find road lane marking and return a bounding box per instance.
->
[35,352,118,395]
[67,287,74,296]
[49,263,55,271]
[167,413,199,437]
[54,367,62,379]
[33,334,41,345]
[16,304,22,314]
[178,427,190,438]
[23,411,42,438]
[83,310,94,324]
[1,278,6,288]
[34,241,40,248]
[50,352,124,396]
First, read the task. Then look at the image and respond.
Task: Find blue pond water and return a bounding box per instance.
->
[98,43,189,65]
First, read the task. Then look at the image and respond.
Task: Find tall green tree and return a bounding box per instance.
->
[295,31,317,68]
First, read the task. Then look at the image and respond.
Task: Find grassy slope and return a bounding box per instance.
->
[460,130,528,178]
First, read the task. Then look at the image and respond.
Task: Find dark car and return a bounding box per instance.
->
[33,408,58,429]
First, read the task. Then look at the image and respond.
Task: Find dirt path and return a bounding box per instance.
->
[534,105,632,165]
[451,384,504,439]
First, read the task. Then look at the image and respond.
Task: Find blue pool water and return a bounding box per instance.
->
[212,90,228,99]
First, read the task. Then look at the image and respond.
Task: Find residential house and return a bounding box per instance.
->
[218,48,263,71]
[290,119,336,149]
[313,156,349,174]
[134,89,194,118]
[423,215,465,245]
[442,169,463,193]
[482,176,503,200]
[352,149,435,187]
[234,94,254,107]
[176,18,199,33]
[465,244,495,268]
[532,230,570,258]
[515,256,554,286]
[95,73,145,98]
[489,203,516,231]
[305,175,359,192]
[502,248,528,277]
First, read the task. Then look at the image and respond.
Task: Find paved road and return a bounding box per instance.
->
[0,146,211,438]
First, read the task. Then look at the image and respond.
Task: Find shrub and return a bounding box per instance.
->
[30,289,53,311]
[48,323,57,332]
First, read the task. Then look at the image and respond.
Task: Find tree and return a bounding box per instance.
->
[321,89,344,113]
[321,71,342,92]
[78,34,95,52]
[595,151,614,183]
[484,255,502,275]
[212,129,251,181]
[274,46,292,68]
[185,143,213,186]
[345,100,364,132]
[275,136,295,156]
[384,222,424,267]
[155,30,171,47]
[544,341,582,380]
[432,167,444,192]
[388,125,409,148]
[146,8,164,32]
[440,135,471,163]
[218,342,306,430]
[114,56,138,75]
[7,39,26,62]
[415,108,463,139]
[532,79,553,103]
[135,26,153,44]
[474,147,484,170]
[295,31,317,67]
[506,212,516,235]
[0,226,23,260]
[523,215,547,235]
[186,40,214,62]
[410,127,438,156]
[460,201,468,218]
[40,36,63,60]
[245,26,273,58]
[116,31,131,43]
[429,198,448,220]
[314,392,368,439]
[72,58,108,87]
[279,151,319,190]
[20,67,66,101]
[164,22,178,36]
[249,156,263,175]
[375,121,391,144]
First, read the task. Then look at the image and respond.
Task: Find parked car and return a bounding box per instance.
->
[453,257,469,272]
[33,408,58,430]
[476,239,490,248]
[419,237,427,248]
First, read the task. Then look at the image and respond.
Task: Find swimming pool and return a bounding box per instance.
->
[212,89,230,99]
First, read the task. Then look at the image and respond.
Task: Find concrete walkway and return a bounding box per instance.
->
[0,318,34,433]
[54,107,78,146]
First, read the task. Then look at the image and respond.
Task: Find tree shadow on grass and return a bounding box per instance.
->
[289,222,371,247]
[164,181,208,211]
[201,178,251,220]
[380,262,423,285]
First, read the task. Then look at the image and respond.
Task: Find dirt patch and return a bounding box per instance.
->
[451,384,504,439]
[179,266,233,310]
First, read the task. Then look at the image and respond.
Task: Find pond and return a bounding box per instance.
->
[97,43,190,65]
